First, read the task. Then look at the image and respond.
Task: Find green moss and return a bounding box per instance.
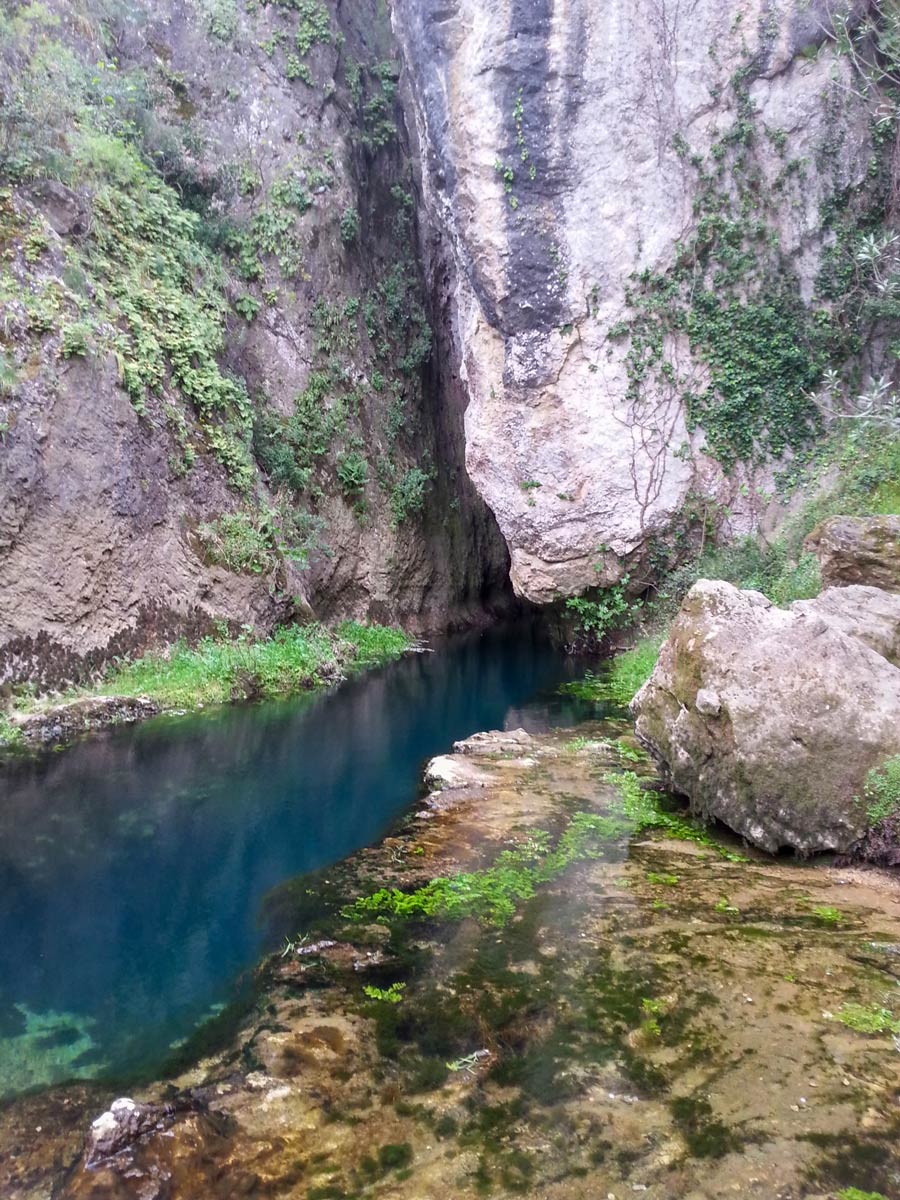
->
[812,905,843,926]
[603,771,749,861]
[837,1190,890,1200]
[362,982,405,1004]
[863,756,900,825]
[561,636,663,707]
[342,812,615,928]
[834,1003,900,1035]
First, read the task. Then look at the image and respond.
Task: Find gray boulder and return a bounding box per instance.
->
[85,1098,162,1165]
[632,581,900,854]
[805,515,900,592]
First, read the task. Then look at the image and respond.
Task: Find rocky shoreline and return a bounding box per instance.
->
[4,724,900,1200]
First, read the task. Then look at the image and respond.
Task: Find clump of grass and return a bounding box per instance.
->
[605,771,749,861]
[837,1189,890,1200]
[812,904,843,926]
[98,622,410,710]
[562,634,663,707]
[863,756,900,826]
[0,714,25,750]
[336,621,410,669]
[834,1003,900,1035]
[363,982,406,1004]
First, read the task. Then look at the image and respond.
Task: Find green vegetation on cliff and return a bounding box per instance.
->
[863,755,900,825]
[0,0,443,652]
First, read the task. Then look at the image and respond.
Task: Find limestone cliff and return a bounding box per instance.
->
[3,0,896,686]
[0,0,511,688]
[393,0,885,602]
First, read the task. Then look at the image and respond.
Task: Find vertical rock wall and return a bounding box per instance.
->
[393,0,878,602]
[0,0,513,688]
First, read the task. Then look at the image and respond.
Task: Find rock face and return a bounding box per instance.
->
[805,515,900,592]
[393,0,878,602]
[85,1098,163,1166]
[0,0,511,690]
[632,580,900,853]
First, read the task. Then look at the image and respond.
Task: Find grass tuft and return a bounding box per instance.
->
[562,635,663,707]
[98,622,411,709]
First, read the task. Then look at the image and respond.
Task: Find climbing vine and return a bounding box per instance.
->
[606,0,900,476]
[609,64,833,471]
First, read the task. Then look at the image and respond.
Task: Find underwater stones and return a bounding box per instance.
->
[452,729,534,755]
[806,515,900,592]
[632,580,900,854]
[11,695,161,748]
[85,1098,160,1165]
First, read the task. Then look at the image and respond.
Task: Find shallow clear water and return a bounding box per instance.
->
[0,623,595,1096]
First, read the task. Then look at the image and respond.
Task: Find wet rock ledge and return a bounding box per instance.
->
[3,725,900,1199]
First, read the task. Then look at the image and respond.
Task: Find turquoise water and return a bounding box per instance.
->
[0,624,593,1096]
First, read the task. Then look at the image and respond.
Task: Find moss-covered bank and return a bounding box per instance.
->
[0,620,411,751]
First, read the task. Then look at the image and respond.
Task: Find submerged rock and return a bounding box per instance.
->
[632,580,900,854]
[85,1098,157,1165]
[10,696,161,749]
[806,514,900,592]
[6,723,900,1200]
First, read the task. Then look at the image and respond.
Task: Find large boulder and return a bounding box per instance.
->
[805,515,900,592]
[632,580,900,853]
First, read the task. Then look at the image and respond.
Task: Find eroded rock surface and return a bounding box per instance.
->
[11,696,161,747]
[0,0,511,690]
[633,580,900,853]
[806,514,900,592]
[393,0,877,601]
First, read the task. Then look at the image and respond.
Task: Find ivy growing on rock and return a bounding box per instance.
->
[607,42,900,472]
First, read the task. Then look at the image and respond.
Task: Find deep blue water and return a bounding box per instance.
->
[0,623,594,1095]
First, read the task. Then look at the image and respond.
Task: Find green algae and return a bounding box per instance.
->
[561,637,663,707]
[14,725,900,1200]
[812,904,844,925]
[604,769,750,860]
[0,1006,104,1098]
[837,1190,890,1200]
[342,812,616,928]
[646,870,680,886]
